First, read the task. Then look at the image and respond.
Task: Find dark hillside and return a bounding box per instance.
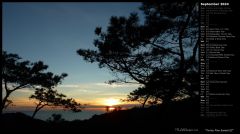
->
[0,98,236,133]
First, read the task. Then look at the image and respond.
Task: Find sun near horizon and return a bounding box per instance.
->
[104,98,121,107]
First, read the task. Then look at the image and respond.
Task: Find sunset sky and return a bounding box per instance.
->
[2,2,144,110]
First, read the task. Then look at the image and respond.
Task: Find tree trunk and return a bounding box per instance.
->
[178,3,194,93]
[31,110,38,118]
[32,104,46,118]
[32,107,40,118]
[0,88,2,115]
[142,94,150,108]
[1,91,11,114]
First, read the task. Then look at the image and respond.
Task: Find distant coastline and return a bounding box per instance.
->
[3,104,139,121]
[4,109,105,121]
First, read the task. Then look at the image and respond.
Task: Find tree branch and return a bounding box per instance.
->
[149,42,180,56]
[11,83,29,92]
[118,58,147,84]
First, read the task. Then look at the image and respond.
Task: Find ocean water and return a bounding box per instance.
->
[4,104,138,121]
[5,109,105,121]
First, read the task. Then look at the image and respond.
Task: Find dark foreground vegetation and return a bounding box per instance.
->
[0,98,236,133]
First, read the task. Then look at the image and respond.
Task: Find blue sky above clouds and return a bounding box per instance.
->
[3,2,143,106]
